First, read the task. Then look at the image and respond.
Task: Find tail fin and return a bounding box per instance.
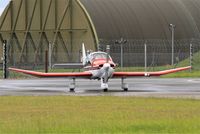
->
[82,43,87,65]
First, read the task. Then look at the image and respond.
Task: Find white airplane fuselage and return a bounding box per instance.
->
[82,50,116,90]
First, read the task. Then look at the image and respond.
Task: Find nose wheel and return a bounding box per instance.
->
[103,88,108,92]
[101,78,108,92]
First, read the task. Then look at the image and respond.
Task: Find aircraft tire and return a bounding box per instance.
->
[70,88,75,92]
[124,88,128,92]
[103,88,108,92]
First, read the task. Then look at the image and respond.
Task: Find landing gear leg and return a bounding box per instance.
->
[69,78,76,92]
[121,77,128,91]
[101,78,108,92]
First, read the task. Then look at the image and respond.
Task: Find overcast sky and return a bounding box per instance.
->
[0,0,10,16]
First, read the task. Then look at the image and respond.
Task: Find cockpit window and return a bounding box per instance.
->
[88,52,111,61]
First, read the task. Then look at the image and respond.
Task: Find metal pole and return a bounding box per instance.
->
[190,43,193,72]
[3,40,7,79]
[48,42,52,69]
[172,26,174,66]
[115,38,126,69]
[144,43,147,72]
[45,50,48,73]
[170,24,175,66]
[121,43,123,68]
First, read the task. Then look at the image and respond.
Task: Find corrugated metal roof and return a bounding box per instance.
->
[81,0,200,40]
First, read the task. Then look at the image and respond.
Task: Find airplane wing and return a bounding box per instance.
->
[113,66,191,78]
[8,68,92,78]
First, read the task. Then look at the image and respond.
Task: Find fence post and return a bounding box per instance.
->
[45,50,48,73]
[169,24,175,66]
[144,42,147,72]
[48,42,52,69]
[115,38,127,70]
[120,43,123,69]
[3,40,8,79]
[190,43,193,72]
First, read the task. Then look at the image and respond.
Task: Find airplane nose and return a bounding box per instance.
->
[103,63,111,68]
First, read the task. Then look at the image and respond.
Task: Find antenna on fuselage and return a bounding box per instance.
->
[82,43,87,66]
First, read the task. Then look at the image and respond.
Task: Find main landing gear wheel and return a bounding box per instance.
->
[69,78,76,92]
[121,78,129,92]
[123,88,128,92]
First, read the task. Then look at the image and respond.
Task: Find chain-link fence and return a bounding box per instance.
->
[99,39,200,71]
[1,38,200,72]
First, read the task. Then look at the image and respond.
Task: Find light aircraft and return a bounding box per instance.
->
[9,44,191,92]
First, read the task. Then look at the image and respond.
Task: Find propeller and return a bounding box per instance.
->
[103,45,110,83]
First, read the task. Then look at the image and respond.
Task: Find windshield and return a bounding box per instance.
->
[88,52,111,61]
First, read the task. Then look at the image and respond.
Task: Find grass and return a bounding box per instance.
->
[0,96,200,134]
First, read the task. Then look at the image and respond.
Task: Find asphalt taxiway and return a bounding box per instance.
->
[0,78,200,98]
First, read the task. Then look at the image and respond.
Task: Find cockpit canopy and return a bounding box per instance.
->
[88,52,112,62]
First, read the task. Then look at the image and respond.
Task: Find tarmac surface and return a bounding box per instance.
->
[0,78,200,99]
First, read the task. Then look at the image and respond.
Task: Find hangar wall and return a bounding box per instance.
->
[0,0,98,67]
[1,0,200,68]
[81,0,200,40]
[81,0,200,67]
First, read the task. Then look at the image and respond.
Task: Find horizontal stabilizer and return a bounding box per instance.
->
[52,63,83,69]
